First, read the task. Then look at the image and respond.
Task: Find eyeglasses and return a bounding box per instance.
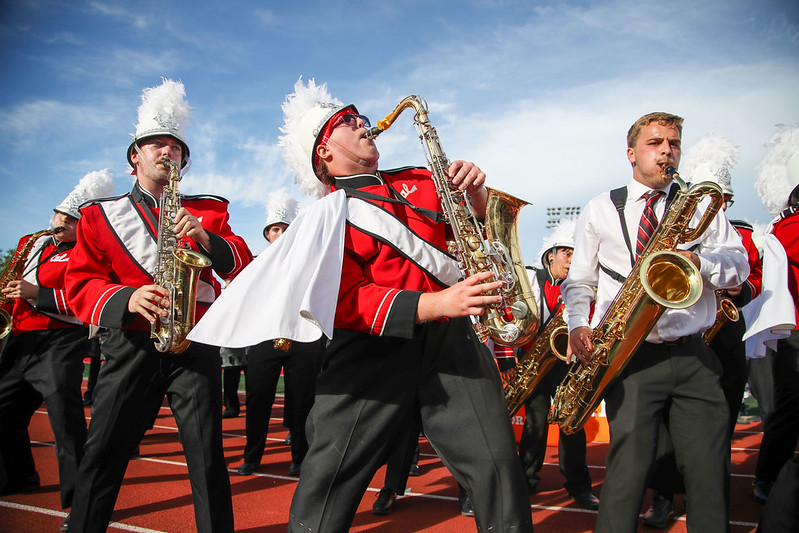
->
[333,113,371,129]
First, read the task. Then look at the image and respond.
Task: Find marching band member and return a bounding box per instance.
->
[278,78,532,533]
[0,170,114,531]
[64,79,252,533]
[517,219,599,510]
[235,189,323,478]
[190,78,533,532]
[642,134,763,527]
[751,125,799,513]
[561,112,748,532]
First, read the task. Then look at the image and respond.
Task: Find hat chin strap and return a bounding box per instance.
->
[326,139,375,168]
[133,144,191,178]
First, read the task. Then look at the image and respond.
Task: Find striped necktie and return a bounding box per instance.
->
[636,190,663,257]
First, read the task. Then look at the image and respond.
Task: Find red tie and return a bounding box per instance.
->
[636,191,663,257]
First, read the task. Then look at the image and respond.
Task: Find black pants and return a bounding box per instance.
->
[288,318,533,533]
[242,338,323,466]
[83,338,101,402]
[519,358,591,494]
[596,337,730,533]
[382,414,421,495]
[222,365,243,414]
[756,330,799,483]
[0,327,89,509]
[68,329,233,533]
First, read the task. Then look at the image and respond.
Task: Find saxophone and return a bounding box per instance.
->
[702,291,740,344]
[504,307,570,415]
[364,95,539,347]
[0,227,63,338]
[549,169,723,434]
[150,158,212,353]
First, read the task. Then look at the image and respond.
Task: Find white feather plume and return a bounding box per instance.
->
[54,168,117,219]
[264,188,299,224]
[756,125,799,216]
[135,78,192,142]
[76,169,116,200]
[279,77,343,199]
[680,135,739,191]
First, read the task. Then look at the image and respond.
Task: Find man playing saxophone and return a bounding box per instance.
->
[561,112,748,532]
[64,79,252,533]
[278,78,532,532]
[0,171,112,531]
[513,219,599,510]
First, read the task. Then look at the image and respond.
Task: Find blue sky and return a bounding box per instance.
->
[1,0,797,263]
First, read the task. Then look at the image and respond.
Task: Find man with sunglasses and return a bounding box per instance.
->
[278,79,533,532]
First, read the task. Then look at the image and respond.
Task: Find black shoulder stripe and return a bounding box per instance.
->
[181,194,229,204]
[729,219,753,231]
[380,166,426,175]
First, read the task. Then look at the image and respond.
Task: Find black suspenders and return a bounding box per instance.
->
[603,183,680,282]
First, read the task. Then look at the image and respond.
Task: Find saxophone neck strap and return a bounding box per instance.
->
[609,182,680,267]
[341,185,444,224]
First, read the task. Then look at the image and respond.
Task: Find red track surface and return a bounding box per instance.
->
[0,383,766,532]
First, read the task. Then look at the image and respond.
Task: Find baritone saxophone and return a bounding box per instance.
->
[549,169,723,434]
[364,95,539,347]
[504,307,570,416]
[151,158,212,353]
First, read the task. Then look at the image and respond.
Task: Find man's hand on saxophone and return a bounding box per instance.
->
[567,325,594,365]
[173,207,212,252]
[2,279,39,301]
[416,271,503,323]
[128,284,169,324]
[447,160,488,217]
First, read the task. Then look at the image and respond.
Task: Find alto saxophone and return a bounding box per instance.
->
[150,158,212,353]
[0,227,63,338]
[365,95,539,347]
[702,291,740,344]
[549,169,723,434]
[504,307,570,415]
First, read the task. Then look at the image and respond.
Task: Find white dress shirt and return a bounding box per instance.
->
[561,177,749,343]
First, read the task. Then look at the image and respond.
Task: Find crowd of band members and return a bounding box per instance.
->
[0,76,796,533]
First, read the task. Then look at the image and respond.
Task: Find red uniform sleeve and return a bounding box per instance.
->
[742,228,762,300]
[66,206,139,329]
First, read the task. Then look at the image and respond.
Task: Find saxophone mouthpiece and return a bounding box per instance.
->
[52,226,65,234]
[363,126,383,140]
[664,166,679,180]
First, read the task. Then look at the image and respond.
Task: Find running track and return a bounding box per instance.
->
[0,387,766,532]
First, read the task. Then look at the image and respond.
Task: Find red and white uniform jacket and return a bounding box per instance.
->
[729,220,763,307]
[6,233,83,334]
[771,209,799,329]
[66,183,253,332]
[330,168,458,339]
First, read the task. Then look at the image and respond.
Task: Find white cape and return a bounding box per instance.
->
[187,190,347,348]
[742,233,796,358]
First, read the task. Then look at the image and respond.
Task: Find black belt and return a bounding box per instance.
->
[659,333,701,346]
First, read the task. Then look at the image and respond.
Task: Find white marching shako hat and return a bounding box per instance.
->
[126,78,193,169]
[537,218,576,268]
[54,169,116,219]
[680,134,738,196]
[756,125,799,216]
[278,76,357,199]
[263,189,299,239]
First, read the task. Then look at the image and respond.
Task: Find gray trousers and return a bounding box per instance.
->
[596,337,730,533]
[287,318,533,533]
